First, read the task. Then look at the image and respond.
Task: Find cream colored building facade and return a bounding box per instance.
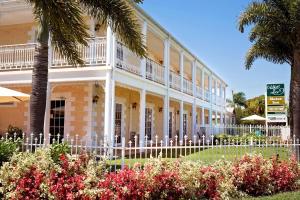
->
[0,1,227,146]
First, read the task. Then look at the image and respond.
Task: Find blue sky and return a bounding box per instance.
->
[141,0,290,100]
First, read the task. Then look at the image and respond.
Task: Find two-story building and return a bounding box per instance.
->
[0,0,227,146]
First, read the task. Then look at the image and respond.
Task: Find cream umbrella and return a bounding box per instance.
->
[0,86,30,103]
[241,115,266,121]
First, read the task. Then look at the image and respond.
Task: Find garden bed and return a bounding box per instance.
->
[0,146,299,200]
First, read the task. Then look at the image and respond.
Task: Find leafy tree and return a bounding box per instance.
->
[27,0,146,137]
[238,0,300,137]
[244,95,265,117]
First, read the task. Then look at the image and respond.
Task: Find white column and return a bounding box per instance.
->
[180,51,184,92]
[164,38,170,85]
[139,89,146,147]
[179,100,184,141]
[43,82,51,144]
[110,80,116,146]
[209,74,212,103]
[140,20,147,78]
[104,26,114,145]
[214,80,217,105]
[192,100,197,138]
[209,108,213,136]
[90,17,95,37]
[106,26,113,66]
[201,107,205,126]
[163,95,169,144]
[192,61,196,97]
[201,69,205,99]
[104,71,112,145]
[44,35,52,144]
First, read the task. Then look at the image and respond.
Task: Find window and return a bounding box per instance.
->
[146,60,153,78]
[145,108,152,140]
[183,113,187,136]
[115,103,122,144]
[169,112,172,138]
[116,42,123,61]
[49,100,65,143]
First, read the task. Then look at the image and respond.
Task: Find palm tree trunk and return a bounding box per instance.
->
[292,49,300,139]
[289,62,294,136]
[30,21,49,138]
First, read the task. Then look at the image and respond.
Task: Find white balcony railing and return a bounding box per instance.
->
[169,71,181,91]
[52,37,106,67]
[115,42,141,75]
[146,58,165,85]
[0,37,106,71]
[196,85,203,99]
[0,43,36,71]
[204,89,210,102]
[211,94,217,104]
[183,78,193,95]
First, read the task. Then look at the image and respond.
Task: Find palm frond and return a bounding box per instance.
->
[27,0,90,65]
[238,1,268,33]
[80,0,146,57]
[245,37,291,69]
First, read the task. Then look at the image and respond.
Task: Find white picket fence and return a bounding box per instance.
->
[1,131,299,170]
[197,125,290,139]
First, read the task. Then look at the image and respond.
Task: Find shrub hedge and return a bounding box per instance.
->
[0,150,299,200]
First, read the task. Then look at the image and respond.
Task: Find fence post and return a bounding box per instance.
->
[250,137,253,153]
[121,137,125,169]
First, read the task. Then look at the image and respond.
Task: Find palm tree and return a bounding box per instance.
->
[238,0,300,138]
[233,92,246,108]
[28,0,146,137]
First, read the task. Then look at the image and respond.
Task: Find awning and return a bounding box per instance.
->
[241,114,266,121]
[0,86,30,103]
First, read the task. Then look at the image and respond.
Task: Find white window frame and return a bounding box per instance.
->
[183,110,188,137]
[49,99,66,142]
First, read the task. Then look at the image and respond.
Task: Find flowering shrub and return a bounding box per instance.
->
[14,166,45,200]
[270,156,300,192]
[0,151,299,200]
[48,154,88,200]
[232,154,300,196]
[98,168,147,199]
[232,154,273,196]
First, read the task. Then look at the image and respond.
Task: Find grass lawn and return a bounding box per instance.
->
[245,191,300,200]
[108,146,292,168]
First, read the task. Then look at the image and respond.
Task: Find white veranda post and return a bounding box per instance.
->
[139,89,146,147]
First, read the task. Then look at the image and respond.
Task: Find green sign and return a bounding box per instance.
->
[267,84,285,96]
[266,84,286,123]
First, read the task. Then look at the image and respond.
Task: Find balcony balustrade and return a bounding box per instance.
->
[183,78,193,95]
[204,89,210,102]
[0,37,224,105]
[0,37,106,71]
[169,71,181,91]
[145,58,165,85]
[196,85,203,99]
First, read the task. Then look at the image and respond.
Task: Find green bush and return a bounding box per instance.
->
[214,133,281,144]
[50,142,71,163]
[0,139,19,166]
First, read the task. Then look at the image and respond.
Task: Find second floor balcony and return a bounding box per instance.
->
[0,38,225,106]
[0,37,107,71]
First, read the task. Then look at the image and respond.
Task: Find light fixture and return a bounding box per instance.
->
[132,102,137,110]
[93,95,99,104]
[159,107,163,112]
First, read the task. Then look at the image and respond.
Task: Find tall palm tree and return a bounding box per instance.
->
[27,0,146,137]
[233,92,246,108]
[238,0,300,138]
